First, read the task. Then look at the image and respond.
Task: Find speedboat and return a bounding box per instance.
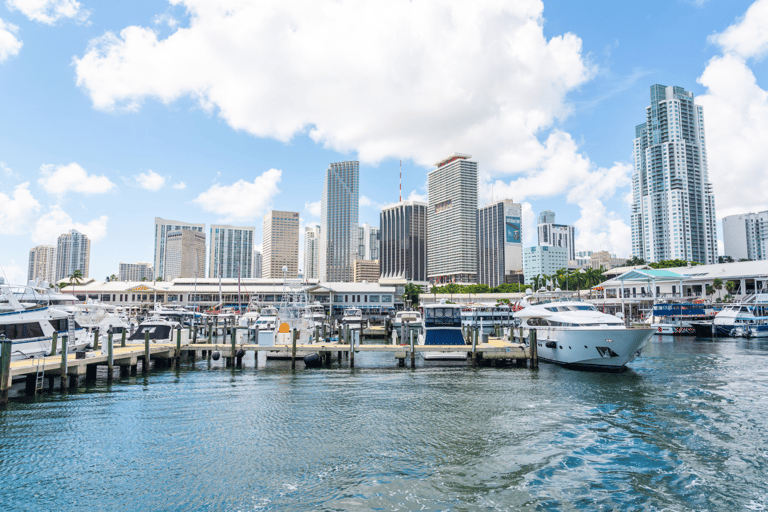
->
[746,317,768,338]
[392,310,422,330]
[127,316,180,343]
[341,308,363,330]
[513,295,654,371]
[253,307,278,332]
[418,302,468,361]
[0,285,90,360]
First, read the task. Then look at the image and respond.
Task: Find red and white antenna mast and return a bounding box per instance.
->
[399,160,402,202]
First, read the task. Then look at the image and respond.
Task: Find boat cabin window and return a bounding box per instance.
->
[0,322,45,339]
[425,307,461,327]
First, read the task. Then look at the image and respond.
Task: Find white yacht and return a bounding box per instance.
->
[253,307,279,332]
[74,301,131,335]
[0,286,90,360]
[461,303,515,334]
[0,282,80,313]
[649,303,716,335]
[392,310,422,330]
[127,316,180,343]
[513,296,654,371]
[341,308,363,330]
[418,302,468,361]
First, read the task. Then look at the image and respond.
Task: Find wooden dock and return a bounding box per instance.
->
[0,327,536,404]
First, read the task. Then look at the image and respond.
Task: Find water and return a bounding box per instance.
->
[2,336,768,511]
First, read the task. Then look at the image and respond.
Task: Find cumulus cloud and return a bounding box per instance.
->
[697,0,768,217]
[0,18,22,63]
[38,162,116,196]
[304,200,320,218]
[133,169,166,191]
[172,181,186,189]
[0,182,41,234]
[0,260,24,286]
[32,205,108,244]
[6,0,89,25]
[193,168,281,222]
[406,190,427,204]
[1,161,18,179]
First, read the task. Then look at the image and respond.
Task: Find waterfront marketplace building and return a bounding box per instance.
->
[58,277,402,318]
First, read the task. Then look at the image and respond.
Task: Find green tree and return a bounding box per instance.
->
[403,283,422,307]
[67,270,83,301]
[712,278,723,300]
[108,274,118,282]
[625,256,646,266]
[531,275,542,290]
[725,280,736,297]
[649,259,701,269]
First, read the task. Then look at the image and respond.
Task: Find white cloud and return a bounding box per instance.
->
[38,162,116,196]
[0,161,18,179]
[193,168,281,222]
[405,190,427,204]
[521,202,535,246]
[0,182,41,234]
[0,18,22,63]
[304,200,320,218]
[133,169,166,191]
[0,260,24,286]
[172,181,186,189]
[359,195,372,207]
[6,0,89,25]
[32,205,108,244]
[697,1,768,217]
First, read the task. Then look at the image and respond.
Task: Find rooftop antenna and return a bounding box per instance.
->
[399,160,402,202]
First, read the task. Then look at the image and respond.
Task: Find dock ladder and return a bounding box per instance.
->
[34,357,45,393]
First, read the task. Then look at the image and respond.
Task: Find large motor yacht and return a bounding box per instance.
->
[513,294,654,371]
[418,302,468,361]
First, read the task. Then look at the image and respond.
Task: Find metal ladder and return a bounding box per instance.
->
[34,357,45,393]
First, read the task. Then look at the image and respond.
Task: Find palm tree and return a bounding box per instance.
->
[725,280,736,300]
[68,269,83,301]
[712,278,723,301]
[532,274,541,290]
[109,274,118,282]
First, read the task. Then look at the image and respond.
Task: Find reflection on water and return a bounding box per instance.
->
[1,336,767,511]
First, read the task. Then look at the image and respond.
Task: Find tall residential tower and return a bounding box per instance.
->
[304,226,320,280]
[320,161,359,282]
[208,224,255,279]
[154,218,205,280]
[630,85,717,264]
[28,245,56,284]
[262,210,299,278]
[55,230,90,282]
[478,200,523,287]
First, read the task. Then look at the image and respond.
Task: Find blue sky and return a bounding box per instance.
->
[1,0,767,283]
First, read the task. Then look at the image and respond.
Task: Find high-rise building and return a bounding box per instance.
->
[164,230,206,280]
[630,84,717,264]
[320,161,359,282]
[357,223,380,261]
[252,250,262,278]
[208,224,255,278]
[522,246,568,285]
[55,229,90,282]
[537,210,576,262]
[262,210,300,278]
[379,200,428,284]
[304,226,320,280]
[119,262,154,281]
[154,218,205,280]
[722,212,768,261]
[477,199,523,287]
[27,245,56,284]
[427,154,478,284]
[353,259,380,283]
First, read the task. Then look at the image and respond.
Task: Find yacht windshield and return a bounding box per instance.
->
[425,307,461,327]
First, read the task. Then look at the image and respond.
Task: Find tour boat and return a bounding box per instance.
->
[649,302,716,335]
[513,295,654,371]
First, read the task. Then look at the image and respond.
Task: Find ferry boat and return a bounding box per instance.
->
[650,303,716,335]
[513,294,654,371]
[418,302,467,360]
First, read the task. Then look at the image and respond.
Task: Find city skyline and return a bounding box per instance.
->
[2,0,768,284]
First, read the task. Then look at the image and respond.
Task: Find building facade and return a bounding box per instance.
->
[28,245,56,284]
[119,262,154,281]
[262,210,299,278]
[55,230,90,282]
[379,200,428,284]
[537,211,575,262]
[427,153,478,284]
[589,251,626,270]
[357,223,380,261]
[630,84,717,264]
[320,161,359,282]
[304,226,320,279]
[522,246,568,285]
[153,218,205,280]
[252,250,262,278]
[722,212,768,261]
[353,259,380,283]
[477,200,523,287]
[164,229,206,280]
[208,224,255,279]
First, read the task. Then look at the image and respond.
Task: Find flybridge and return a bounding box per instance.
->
[435,153,472,168]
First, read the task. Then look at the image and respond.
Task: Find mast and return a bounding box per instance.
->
[399,160,402,202]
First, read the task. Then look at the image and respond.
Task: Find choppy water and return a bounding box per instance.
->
[1,336,767,511]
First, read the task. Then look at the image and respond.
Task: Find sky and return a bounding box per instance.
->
[2,0,768,284]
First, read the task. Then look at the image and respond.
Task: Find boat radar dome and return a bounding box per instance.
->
[555,288,561,292]
[525,288,533,296]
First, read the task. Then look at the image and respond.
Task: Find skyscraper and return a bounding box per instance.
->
[357,223,380,261]
[380,200,428,284]
[163,229,206,280]
[304,226,320,280]
[320,161,359,282]
[252,250,262,278]
[537,210,576,262]
[631,84,717,264]
[722,211,768,261]
[119,262,154,281]
[27,245,56,284]
[208,224,255,278]
[262,210,299,278]
[55,230,90,282]
[154,218,205,280]
[427,153,478,284]
[477,199,523,287]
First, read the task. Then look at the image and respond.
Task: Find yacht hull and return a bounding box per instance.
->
[531,327,654,370]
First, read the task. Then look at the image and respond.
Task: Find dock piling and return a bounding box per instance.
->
[1,336,11,405]
[144,331,150,374]
[410,329,415,368]
[291,329,297,370]
[529,330,538,369]
[350,329,355,369]
[93,328,100,351]
[107,332,114,381]
[176,327,182,368]
[60,335,68,391]
[472,328,477,365]
[50,331,58,357]
[121,328,126,348]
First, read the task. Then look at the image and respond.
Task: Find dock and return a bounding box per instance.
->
[0,327,536,404]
